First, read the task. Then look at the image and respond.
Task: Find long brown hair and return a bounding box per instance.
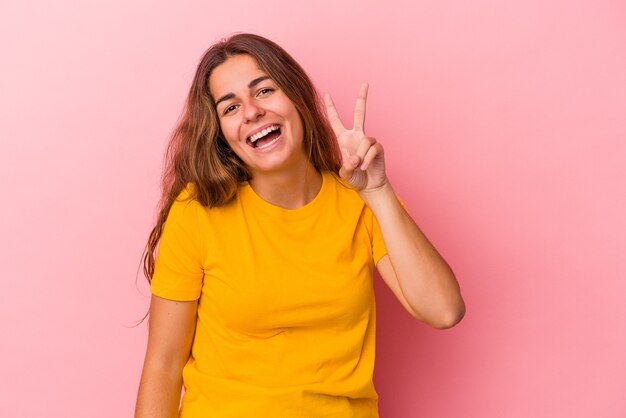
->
[142,33,341,286]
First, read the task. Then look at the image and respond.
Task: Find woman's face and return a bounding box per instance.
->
[209,54,306,177]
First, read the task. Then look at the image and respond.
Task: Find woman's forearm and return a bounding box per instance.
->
[135,365,183,418]
[362,182,465,328]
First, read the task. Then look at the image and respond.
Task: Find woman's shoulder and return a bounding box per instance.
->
[171,182,242,222]
[171,182,191,201]
[168,183,199,212]
[167,183,226,227]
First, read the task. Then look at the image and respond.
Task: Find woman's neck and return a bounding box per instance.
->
[248,163,322,210]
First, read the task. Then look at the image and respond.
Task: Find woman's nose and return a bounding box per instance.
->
[243,99,265,122]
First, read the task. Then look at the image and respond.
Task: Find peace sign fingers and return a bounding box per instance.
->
[324,82,387,192]
[323,93,346,136]
[353,82,368,132]
[324,83,369,135]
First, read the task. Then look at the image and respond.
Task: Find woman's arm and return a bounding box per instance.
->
[325,83,465,329]
[135,295,198,418]
[363,183,465,329]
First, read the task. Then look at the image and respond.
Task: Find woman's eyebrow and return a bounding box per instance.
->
[215,76,272,108]
[248,75,271,88]
[215,93,235,108]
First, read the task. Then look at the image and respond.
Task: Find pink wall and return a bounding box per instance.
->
[1,1,624,417]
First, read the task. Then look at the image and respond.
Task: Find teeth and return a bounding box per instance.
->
[249,125,279,142]
[256,136,280,149]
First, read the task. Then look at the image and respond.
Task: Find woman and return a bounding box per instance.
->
[135,33,465,417]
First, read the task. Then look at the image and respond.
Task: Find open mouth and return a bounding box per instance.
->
[247,125,282,149]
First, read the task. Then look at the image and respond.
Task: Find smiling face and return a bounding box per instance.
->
[209,54,307,178]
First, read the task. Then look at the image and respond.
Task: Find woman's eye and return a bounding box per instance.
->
[223,104,238,115]
[257,88,274,97]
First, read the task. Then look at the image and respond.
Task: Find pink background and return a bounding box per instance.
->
[1,1,625,417]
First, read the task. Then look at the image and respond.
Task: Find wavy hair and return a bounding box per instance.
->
[142,33,341,286]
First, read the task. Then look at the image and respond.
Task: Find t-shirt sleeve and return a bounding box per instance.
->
[370,209,387,266]
[367,195,408,266]
[151,189,205,301]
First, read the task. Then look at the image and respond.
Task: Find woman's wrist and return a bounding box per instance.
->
[359,181,399,214]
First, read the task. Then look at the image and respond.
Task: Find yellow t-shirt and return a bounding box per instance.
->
[151,171,387,417]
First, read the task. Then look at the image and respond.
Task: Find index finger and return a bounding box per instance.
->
[353,82,368,132]
[324,93,345,135]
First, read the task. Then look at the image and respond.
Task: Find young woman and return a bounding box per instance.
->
[135,33,465,418]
